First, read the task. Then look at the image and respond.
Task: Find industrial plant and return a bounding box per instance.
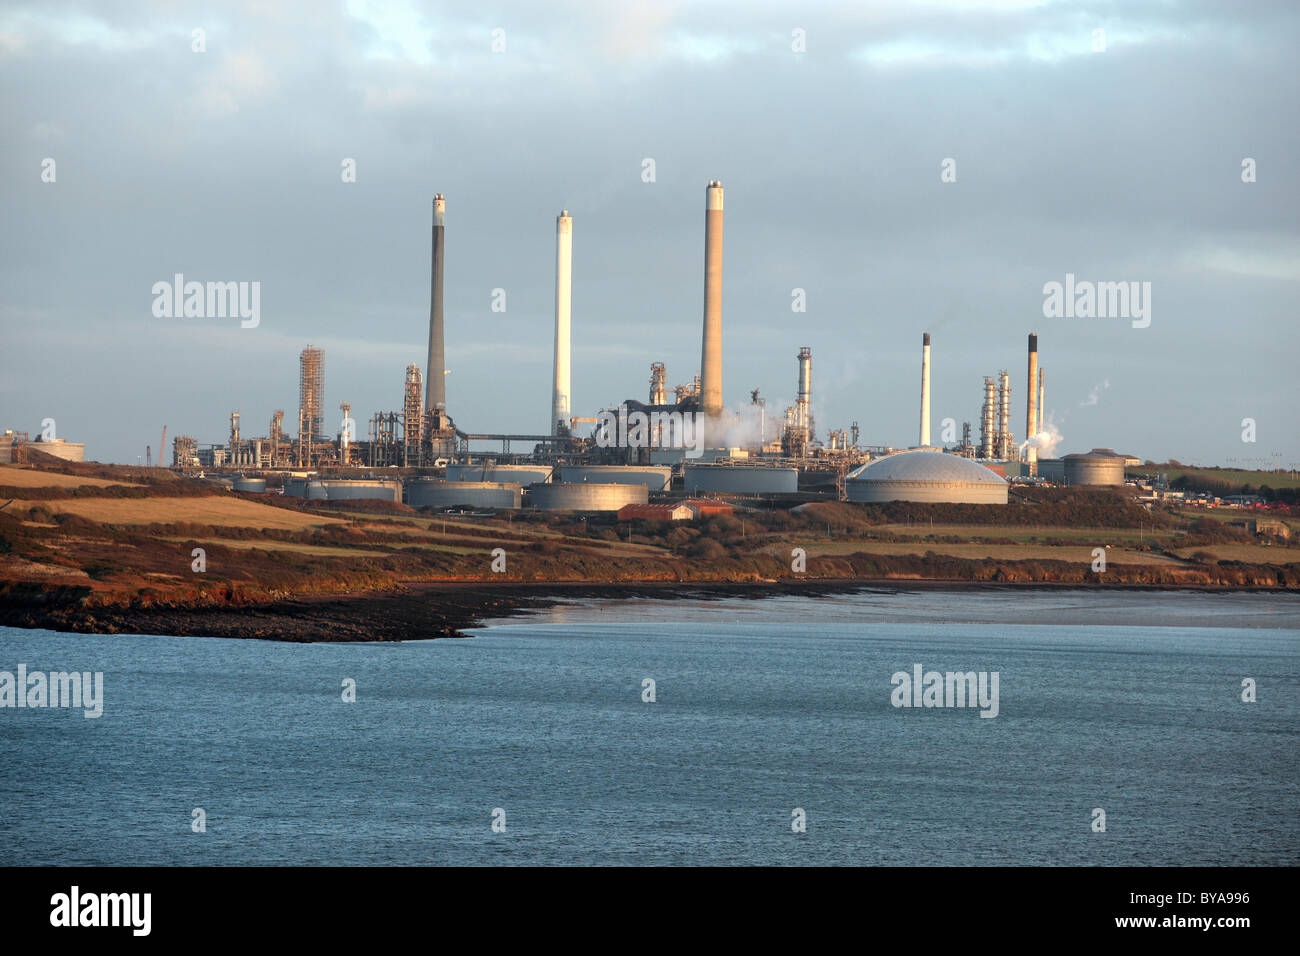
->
[75,180,1132,512]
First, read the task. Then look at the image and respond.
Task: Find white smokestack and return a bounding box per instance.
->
[1026,333,1039,475]
[552,210,572,435]
[700,181,724,418]
[919,332,931,447]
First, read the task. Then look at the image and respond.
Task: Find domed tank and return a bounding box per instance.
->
[845,450,1008,504]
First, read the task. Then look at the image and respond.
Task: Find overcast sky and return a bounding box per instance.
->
[2,0,1297,467]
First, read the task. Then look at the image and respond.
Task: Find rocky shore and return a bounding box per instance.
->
[1,577,1291,642]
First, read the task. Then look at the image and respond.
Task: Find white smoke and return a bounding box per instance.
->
[1020,413,1063,459]
[1079,379,1110,407]
[705,401,776,450]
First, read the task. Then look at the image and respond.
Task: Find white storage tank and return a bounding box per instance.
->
[1063,448,1126,487]
[296,479,402,502]
[559,464,672,491]
[527,482,648,512]
[845,450,1008,504]
[232,477,267,493]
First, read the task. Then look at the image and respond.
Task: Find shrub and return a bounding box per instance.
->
[689,538,727,560]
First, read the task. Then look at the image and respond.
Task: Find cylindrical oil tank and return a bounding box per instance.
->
[559,464,672,491]
[232,477,267,493]
[1063,449,1125,486]
[404,480,522,510]
[282,477,310,497]
[303,479,402,502]
[527,482,648,512]
[1037,458,1065,483]
[684,464,798,494]
[446,463,553,485]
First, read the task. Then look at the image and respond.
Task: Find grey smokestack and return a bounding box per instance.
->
[1026,333,1039,475]
[699,180,724,418]
[919,332,931,447]
[425,194,446,411]
[1038,368,1045,428]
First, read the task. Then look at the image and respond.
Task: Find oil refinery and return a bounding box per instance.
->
[134,181,1129,510]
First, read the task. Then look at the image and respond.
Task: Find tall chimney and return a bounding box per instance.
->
[797,346,812,444]
[997,370,1012,459]
[425,194,446,412]
[919,332,931,447]
[1038,368,1045,432]
[699,180,724,418]
[552,210,573,435]
[1026,333,1039,475]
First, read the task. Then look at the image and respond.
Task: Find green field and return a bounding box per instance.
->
[1136,466,1300,491]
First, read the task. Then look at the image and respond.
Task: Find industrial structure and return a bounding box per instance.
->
[297,346,324,467]
[1062,448,1126,487]
[1025,333,1039,476]
[0,430,86,464]
[919,333,931,448]
[404,479,522,510]
[529,481,648,512]
[425,194,447,414]
[846,451,1009,504]
[552,209,573,436]
[699,180,724,419]
[156,181,1132,513]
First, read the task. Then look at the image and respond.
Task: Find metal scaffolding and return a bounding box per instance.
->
[297,346,324,467]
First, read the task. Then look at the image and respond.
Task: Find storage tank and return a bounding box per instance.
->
[684,464,798,494]
[31,438,86,462]
[301,479,402,502]
[527,482,648,512]
[446,463,553,485]
[1037,458,1065,483]
[845,450,1008,504]
[232,477,267,493]
[1062,448,1125,487]
[559,464,672,491]
[404,479,521,510]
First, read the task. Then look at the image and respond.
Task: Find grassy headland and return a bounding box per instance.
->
[2,458,1297,640]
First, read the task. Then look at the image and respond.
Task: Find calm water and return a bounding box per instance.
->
[1,589,1296,865]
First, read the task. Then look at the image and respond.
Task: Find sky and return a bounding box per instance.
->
[1,0,1297,467]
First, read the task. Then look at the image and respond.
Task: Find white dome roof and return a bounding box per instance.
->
[847,450,1006,485]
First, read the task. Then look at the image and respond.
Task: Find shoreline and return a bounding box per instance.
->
[1,576,1296,642]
